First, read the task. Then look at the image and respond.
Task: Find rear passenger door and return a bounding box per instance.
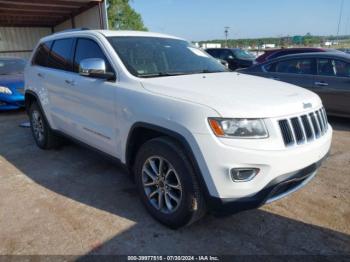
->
[314,58,350,116]
[30,40,53,120]
[263,58,316,90]
[44,38,76,130]
[67,37,118,156]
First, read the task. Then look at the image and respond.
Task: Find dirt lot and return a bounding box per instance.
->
[0,110,349,256]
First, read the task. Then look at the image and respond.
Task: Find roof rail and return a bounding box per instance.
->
[55,28,90,34]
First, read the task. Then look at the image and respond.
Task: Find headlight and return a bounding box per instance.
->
[0,86,12,95]
[208,118,268,138]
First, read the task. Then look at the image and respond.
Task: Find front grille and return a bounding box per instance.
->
[278,108,328,147]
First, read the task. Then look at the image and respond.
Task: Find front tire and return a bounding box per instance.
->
[29,102,61,149]
[134,137,206,229]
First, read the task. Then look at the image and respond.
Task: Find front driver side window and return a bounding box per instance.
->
[219,50,233,60]
[74,38,113,73]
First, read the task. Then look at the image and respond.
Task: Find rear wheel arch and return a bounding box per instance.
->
[25,91,38,114]
[25,91,52,128]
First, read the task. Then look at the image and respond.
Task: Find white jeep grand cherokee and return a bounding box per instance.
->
[25,30,332,228]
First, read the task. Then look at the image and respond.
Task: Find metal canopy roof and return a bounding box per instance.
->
[0,0,102,27]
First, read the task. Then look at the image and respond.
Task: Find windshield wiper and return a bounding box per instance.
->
[139,70,227,78]
[139,72,192,78]
[197,69,227,74]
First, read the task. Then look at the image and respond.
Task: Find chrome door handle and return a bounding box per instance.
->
[65,79,75,86]
[315,81,328,86]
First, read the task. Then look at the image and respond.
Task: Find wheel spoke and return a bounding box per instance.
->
[33,111,39,121]
[149,159,159,176]
[164,168,173,178]
[167,183,181,190]
[143,167,157,181]
[167,191,180,203]
[164,193,173,210]
[158,158,164,176]
[144,180,157,187]
[148,188,158,199]
[158,190,164,210]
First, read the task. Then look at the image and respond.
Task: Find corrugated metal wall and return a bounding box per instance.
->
[54,5,105,32]
[0,2,107,59]
[0,27,51,59]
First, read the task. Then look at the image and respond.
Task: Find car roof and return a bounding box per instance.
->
[206,48,241,50]
[267,51,350,62]
[266,47,325,52]
[41,29,184,42]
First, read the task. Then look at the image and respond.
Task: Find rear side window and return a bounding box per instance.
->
[317,59,350,77]
[275,59,314,74]
[32,41,52,67]
[47,38,74,71]
[73,38,113,73]
[206,49,219,58]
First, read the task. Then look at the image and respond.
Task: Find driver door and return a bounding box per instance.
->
[67,37,118,157]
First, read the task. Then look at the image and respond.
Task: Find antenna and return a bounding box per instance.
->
[224,26,230,47]
[336,0,344,43]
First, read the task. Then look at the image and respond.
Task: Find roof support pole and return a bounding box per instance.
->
[98,1,104,29]
[71,15,76,28]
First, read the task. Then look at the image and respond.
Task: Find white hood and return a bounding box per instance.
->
[140,72,322,118]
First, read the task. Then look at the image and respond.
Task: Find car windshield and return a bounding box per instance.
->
[233,49,256,60]
[108,36,227,77]
[0,58,26,75]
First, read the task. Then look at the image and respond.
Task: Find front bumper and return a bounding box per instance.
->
[0,94,24,110]
[206,153,328,215]
[192,124,332,200]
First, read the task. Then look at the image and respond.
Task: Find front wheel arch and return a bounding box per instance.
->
[125,123,211,204]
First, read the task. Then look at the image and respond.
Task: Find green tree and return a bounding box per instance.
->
[107,0,147,31]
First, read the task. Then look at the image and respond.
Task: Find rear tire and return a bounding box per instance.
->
[134,137,206,229]
[29,102,61,149]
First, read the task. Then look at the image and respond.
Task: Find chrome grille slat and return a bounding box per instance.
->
[298,117,308,141]
[290,117,305,144]
[309,112,320,138]
[317,110,325,134]
[301,115,314,141]
[307,114,316,140]
[279,107,328,147]
[279,119,294,146]
[321,108,328,132]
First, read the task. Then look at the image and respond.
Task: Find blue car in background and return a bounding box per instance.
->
[0,57,26,110]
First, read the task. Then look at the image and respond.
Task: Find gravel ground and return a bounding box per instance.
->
[0,110,349,256]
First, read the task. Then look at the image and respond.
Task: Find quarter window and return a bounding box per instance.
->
[74,38,113,73]
[47,38,74,71]
[275,59,313,75]
[32,41,52,67]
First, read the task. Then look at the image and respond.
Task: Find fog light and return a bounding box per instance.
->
[230,168,259,182]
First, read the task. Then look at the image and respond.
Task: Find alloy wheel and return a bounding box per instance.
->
[142,156,182,214]
[31,110,45,142]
